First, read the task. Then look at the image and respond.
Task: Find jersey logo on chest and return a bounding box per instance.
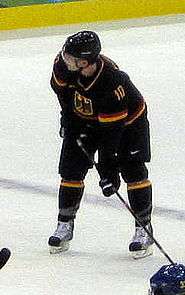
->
[74,91,93,116]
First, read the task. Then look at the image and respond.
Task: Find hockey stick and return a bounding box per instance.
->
[77,139,175,265]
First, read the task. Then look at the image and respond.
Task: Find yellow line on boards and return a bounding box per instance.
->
[0,0,185,31]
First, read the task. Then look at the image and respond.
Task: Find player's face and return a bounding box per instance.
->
[62,52,81,71]
[62,51,89,72]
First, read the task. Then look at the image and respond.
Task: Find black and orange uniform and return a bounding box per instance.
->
[51,53,152,225]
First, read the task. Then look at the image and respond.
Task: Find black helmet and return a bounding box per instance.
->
[63,30,101,63]
[149,264,185,295]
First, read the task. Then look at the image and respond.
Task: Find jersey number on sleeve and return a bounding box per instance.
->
[114,85,125,101]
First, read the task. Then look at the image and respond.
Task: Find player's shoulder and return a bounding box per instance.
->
[101,54,119,70]
[101,60,129,87]
[118,70,130,82]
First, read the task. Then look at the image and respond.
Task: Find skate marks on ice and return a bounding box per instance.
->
[0,177,185,221]
[0,180,181,295]
[47,246,163,283]
[0,192,159,295]
[38,250,159,295]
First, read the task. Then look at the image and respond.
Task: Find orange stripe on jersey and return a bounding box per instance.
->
[98,111,127,123]
[125,100,145,126]
[61,180,84,188]
[127,179,151,191]
[52,70,67,87]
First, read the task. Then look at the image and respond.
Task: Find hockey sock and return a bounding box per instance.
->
[127,180,152,227]
[58,179,84,222]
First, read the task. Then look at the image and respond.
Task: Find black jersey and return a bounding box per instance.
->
[51,53,145,129]
[50,53,146,159]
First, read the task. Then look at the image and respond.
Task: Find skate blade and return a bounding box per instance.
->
[131,245,153,259]
[49,241,70,254]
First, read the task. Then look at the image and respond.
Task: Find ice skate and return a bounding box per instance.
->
[48,220,74,254]
[129,223,154,259]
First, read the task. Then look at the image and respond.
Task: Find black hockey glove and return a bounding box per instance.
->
[97,153,120,197]
[98,166,120,197]
[99,178,119,197]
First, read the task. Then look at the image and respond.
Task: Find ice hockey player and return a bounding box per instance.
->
[149,263,185,295]
[48,30,153,258]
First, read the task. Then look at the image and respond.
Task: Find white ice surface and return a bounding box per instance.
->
[0,19,185,295]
